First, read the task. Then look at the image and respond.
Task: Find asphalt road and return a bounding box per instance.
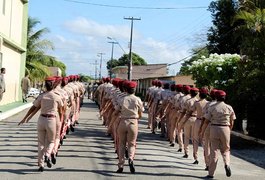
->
[0,99,264,180]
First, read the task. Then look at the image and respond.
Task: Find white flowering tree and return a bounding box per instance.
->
[187,53,241,88]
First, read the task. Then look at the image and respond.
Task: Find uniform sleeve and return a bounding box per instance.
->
[204,106,212,121]
[33,95,42,108]
[229,106,236,120]
[137,98,145,112]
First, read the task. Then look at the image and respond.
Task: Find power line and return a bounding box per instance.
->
[64,0,207,10]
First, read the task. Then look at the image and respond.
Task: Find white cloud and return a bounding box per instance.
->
[49,17,192,76]
[63,17,133,39]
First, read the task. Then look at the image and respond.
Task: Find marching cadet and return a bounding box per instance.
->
[156,82,171,138]
[192,88,208,165]
[113,80,128,157]
[161,84,177,140]
[145,80,157,129]
[150,80,163,134]
[116,81,144,174]
[52,76,68,164]
[176,85,191,153]
[61,77,74,141]
[203,90,236,178]
[169,84,183,147]
[200,89,217,170]
[179,87,198,159]
[18,77,63,172]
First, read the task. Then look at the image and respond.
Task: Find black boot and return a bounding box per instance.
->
[128,158,135,174]
[46,157,52,168]
[51,153,56,165]
[225,165,231,177]
[116,168,123,173]
[38,166,44,172]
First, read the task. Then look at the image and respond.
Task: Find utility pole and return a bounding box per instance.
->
[124,16,141,80]
[97,52,105,79]
[94,58,98,81]
[108,41,118,79]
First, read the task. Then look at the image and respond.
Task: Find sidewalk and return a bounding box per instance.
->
[0,101,32,121]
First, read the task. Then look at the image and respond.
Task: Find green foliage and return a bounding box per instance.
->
[207,0,241,54]
[187,53,240,89]
[26,17,67,81]
[107,52,147,70]
[180,47,209,75]
[78,73,93,82]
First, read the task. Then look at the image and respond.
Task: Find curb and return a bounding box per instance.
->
[231,131,265,146]
[0,102,32,121]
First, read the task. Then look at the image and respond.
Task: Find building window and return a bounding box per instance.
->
[0,0,5,15]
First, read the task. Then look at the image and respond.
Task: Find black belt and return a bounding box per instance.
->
[211,124,229,127]
[41,114,56,118]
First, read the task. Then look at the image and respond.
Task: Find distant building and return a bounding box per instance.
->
[48,67,62,76]
[112,64,168,80]
[0,0,28,105]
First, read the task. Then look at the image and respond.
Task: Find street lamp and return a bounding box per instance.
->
[97,53,105,79]
[107,38,118,79]
[107,37,126,54]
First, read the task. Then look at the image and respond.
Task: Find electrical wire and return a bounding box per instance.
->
[64,0,207,10]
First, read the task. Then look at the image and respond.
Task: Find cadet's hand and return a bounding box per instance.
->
[18,119,26,126]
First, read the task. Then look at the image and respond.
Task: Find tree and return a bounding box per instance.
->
[232,0,265,139]
[179,47,209,75]
[207,0,241,54]
[106,52,147,70]
[186,53,240,88]
[26,17,67,83]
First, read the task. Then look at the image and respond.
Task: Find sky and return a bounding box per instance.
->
[28,0,214,77]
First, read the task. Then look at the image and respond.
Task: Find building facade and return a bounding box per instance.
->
[0,0,28,105]
[112,64,168,80]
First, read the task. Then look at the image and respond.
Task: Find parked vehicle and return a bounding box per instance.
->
[27,88,40,98]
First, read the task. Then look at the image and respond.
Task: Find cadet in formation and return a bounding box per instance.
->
[18,75,85,172]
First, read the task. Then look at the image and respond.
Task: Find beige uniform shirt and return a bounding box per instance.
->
[118,94,144,119]
[34,91,63,115]
[205,101,236,126]
[185,96,198,117]
[194,99,208,119]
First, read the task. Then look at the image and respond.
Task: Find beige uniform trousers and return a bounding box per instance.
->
[118,118,138,168]
[169,110,179,143]
[37,116,56,167]
[193,119,202,160]
[53,115,62,154]
[183,117,196,155]
[209,125,231,176]
[203,124,211,167]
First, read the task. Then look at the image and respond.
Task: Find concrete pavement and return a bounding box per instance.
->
[0,99,264,180]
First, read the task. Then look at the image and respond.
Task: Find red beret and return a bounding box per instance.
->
[55,76,62,81]
[170,84,175,89]
[63,77,68,81]
[152,80,156,86]
[183,85,191,92]
[191,87,199,92]
[106,77,111,82]
[45,77,56,81]
[102,77,107,82]
[210,89,218,97]
[127,81,137,88]
[200,88,208,94]
[157,80,162,87]
[176,84,183,89]
[216,90,226,97]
